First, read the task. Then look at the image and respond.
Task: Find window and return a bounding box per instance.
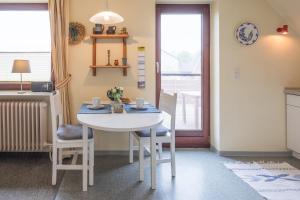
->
[0,4,51,82]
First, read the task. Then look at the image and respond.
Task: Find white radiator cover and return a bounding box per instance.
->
[0,101,48,151]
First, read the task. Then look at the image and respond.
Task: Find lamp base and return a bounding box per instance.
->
[17,91,27,94]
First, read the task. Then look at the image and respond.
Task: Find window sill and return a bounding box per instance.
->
[0,82,31,90]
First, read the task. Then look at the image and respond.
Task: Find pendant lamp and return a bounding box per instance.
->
[89,0,124,24]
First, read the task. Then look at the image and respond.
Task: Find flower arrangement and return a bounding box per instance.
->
[107,86,124,102]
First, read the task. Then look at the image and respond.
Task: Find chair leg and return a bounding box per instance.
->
[129,132,134,163]
[158,142,163,159]
[58,148,63,164]
[139,140,144,181]
[171,140,176,177]
[89,140,94,186]
[52,146,57,185]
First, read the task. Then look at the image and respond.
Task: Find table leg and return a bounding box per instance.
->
[89,135,94,186]
[82,125,88,191]
[150,127,157,189]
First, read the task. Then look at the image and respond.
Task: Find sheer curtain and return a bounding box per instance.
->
[48,0,72,124]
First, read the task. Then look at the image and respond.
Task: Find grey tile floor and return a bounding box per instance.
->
[0,150,300,200]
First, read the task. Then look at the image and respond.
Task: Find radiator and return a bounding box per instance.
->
[0,101,48,151]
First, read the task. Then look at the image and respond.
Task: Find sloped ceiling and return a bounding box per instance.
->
[266,0,300,35]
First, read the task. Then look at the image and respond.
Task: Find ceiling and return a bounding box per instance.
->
[266,0,300,35]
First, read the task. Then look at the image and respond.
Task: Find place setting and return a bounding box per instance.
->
[78,86,161,114]
[124,98,161,113]
[78,97,112,114]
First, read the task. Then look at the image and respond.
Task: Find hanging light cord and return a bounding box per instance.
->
[106,0,109,10]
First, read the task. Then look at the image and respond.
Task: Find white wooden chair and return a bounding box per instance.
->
[50,91,94,190]
[129,90,177,181]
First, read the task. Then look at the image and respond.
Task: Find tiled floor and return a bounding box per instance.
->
[0,150,300,200]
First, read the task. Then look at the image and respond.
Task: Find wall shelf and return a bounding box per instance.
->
[89,65,130,76]
[90,34,129,76]
[90,34,129,39]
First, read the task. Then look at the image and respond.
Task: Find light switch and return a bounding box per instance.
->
[234,68,240,80]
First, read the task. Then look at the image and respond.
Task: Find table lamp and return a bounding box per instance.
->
[12,60,31,94]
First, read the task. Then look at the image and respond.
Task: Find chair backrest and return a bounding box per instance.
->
[50,91,63,143]
[159,90,177,133]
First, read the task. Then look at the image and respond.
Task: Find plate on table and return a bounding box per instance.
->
[130,105,148,111]
[87,104,106,110]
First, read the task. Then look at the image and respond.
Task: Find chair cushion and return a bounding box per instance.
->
[135,125,170,137]
[57,124,93,140]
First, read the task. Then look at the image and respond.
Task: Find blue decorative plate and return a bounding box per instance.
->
[236,22,259,45]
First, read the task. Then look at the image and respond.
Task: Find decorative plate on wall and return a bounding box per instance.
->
[235,22,259,45]
[69,22,86,45]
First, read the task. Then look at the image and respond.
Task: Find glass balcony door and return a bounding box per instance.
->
[156,4,210,147]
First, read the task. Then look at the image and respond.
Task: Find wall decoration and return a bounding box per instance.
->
[119,27,128,34]
[106,26,117,34]
[137,46,146,89]
[93,24,105,34]
[69,22,86,45]
[122,57,127,66]
[235,22,259,45]
[114,59,119,66]
[106,50,112,66]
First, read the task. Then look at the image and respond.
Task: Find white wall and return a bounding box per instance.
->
[69,0,155,151]
[68,0,300,152]
[214,0,300,152]
[210,0,220,150]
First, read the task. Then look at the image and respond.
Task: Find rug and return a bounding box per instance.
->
[224,162,300,200]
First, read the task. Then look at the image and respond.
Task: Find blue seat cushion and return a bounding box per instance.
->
[135,125,170,137]
[57,124,93,140]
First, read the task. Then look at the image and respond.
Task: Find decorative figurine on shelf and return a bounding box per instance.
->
[106,50,112,66]
[119,27,128,35]
[106,26,116,34]
[93,24,104,34]
[114,59,119,66]
[122,57,127,66]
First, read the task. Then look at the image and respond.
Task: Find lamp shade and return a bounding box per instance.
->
[12,60,31,73]
[89,11,124,24]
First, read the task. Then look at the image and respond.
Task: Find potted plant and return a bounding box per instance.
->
[107,87,124,113]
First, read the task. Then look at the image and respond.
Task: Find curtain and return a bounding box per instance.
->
[48,0,71,124]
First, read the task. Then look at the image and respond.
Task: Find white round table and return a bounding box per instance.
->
[77,112,164,191]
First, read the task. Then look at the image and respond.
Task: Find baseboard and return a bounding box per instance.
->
[94,148,208,156]
[210,145,218,153]
[94,150,151,156]
[93,149,292,157]
[218,151,292,157]
[292,152,300,159]
[94,151,129,156]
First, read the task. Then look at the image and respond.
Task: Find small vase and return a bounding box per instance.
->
[112,101,123,113]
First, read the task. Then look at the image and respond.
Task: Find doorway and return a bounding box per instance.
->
[156,4,210,147]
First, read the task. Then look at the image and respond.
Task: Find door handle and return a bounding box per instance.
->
[156,62,160,74]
